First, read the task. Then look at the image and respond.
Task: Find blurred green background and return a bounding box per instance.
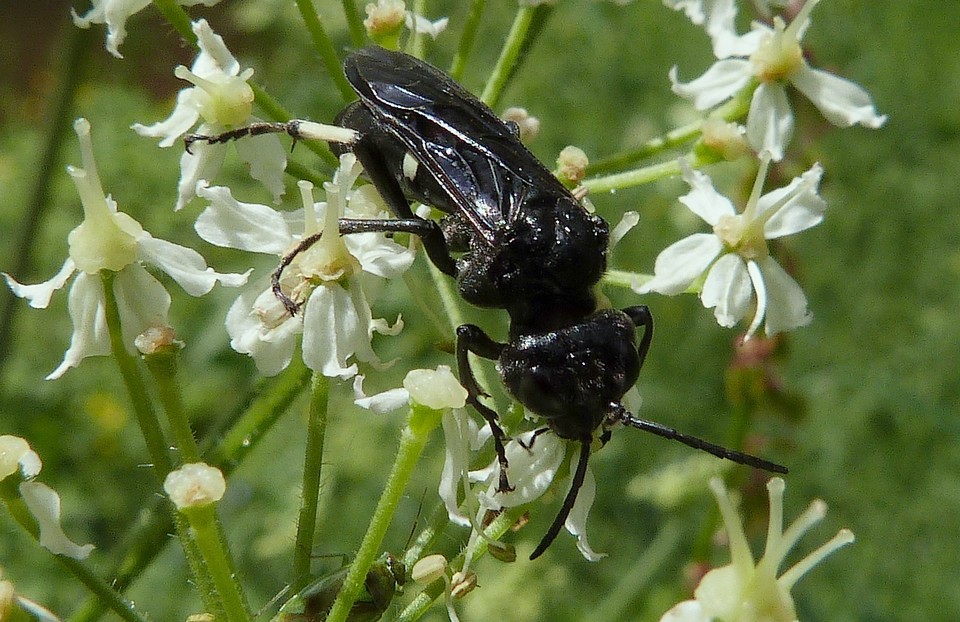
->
[1,1,958,621]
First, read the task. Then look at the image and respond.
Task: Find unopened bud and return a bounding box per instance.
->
[501,107,540,143]
[411,554,447,585]
[556,146,589,186]
[450,570,478,599]
[164,463,226,509]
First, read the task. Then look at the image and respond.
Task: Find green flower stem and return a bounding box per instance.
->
[449,0,486,80]
[390,506,525,622]
[583,158,683,195]
[587,90,753,176]
[150,0,196,45]
[182,505,251,622]
[342,0,367,48]
[144,347,200,463]
[0,480,148,622]
[249,82,340,170]
[100,272,225,618]
[588,120,703,176]
[408,0,427,58]
[325,405,442,622]
[479,6,536,108]
[295,0,356,102]
[100,272,172,477]
[291,373,331,591]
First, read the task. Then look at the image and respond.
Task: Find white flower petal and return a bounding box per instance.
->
[131,89,200,147]
[669,60,752,110]
[440,409,475,526]
[195,184,297,254]
[137,234,249,296]
[660,600,710,622]
[701,253,752,327]
[480,433,565,510]
[0,436,42,481]
[679,163,738,226]
[352,375,411,414]
[756,256,811,335]
[746,83,794,161]
[565,462,605,561]
[790,65,887,129]
[225,283,300,376]
[637,234,724,295]
[112,264,172,350]
[301,284,362,378]
[233,129,288,204]
[48,272,110,380]
[175,132,227,211]
[71,0,151,58]
[4,259,77,309]
[192,18,240,77]
[346,233,415,279]
[19,481,95,560]
[759,163,826,239]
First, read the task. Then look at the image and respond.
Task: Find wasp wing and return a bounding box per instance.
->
[344,47,569,246]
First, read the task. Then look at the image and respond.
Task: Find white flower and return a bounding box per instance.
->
[0,436,42,481]
[132,19,286,211]
[20,481,96,560]
[667,0,886,160]
[195,153,414,377]
[637,156,825,338]
[659,477,854,622]
[363,0,448,41]
[3,119,248,380]
[470,432,604,561]
[71,0,221,58]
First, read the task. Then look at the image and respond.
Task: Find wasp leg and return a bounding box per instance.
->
[337,103,459,277]
[184,120,357,154]
[622,305,653,369]
[455,324,512,493]
[269,218,446,316]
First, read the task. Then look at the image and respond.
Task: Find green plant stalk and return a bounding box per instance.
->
[291,373,331,591]
[342,0,367,48]
[150,0,196,45]
[586,88,754,175]
[479,6,535,107]
[182,505,252,622]
[0,479,148,622]
[100,271,224,618]
[449,0,486,80]
[144,348,201,463]
[408,0,427,58]
[295,0,356,102]
[324,405,442,622]
[583,158,683,195]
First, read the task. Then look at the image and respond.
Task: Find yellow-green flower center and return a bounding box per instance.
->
[714,214,768,260]
[750,19,804,83]
[175,66,255,127]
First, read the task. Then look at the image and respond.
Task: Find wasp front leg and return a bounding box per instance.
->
[455,324,513,493]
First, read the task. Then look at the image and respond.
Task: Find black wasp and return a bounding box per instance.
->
[190,46,786,559]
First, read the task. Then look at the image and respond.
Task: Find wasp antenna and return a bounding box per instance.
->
[529,440,592,560]
[613,406,787,474]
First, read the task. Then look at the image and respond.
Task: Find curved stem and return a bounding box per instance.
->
[183,505,252,622]
[342,0,367,48]
[479,6,535,108]
[324,405,440,622]
[449,0,486,80]
[149,0,196,45]
[144,348,200,463]
[583,158,683,194]
[291,373,331,591]
[295,0,356,102]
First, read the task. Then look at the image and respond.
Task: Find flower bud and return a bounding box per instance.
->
[164,463,226,509]
[411,554,447,585]
[403,365,468,410]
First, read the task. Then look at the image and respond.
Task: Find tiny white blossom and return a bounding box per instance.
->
[364,0,448,41]
[195,154,414,377]
[0,435,42,481]
[3,119,247,380]
[132,19,286,211]
[71,0,221,58]
[20,481,95,560]
[659,477,854,622]
[164,462,226,509]
[637,156,825,338]
[668,0,886,160]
